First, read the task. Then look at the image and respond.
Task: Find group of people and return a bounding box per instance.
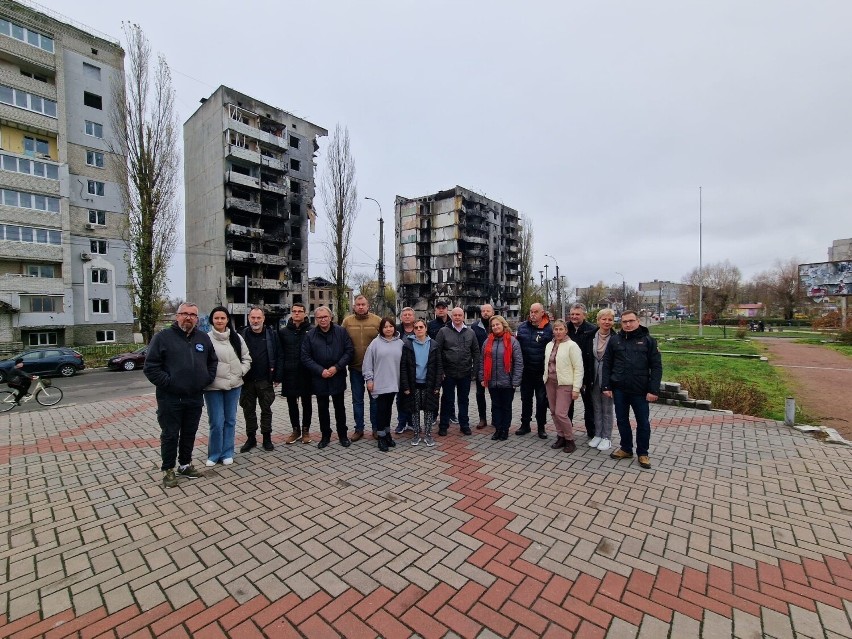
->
[143,295,662,489]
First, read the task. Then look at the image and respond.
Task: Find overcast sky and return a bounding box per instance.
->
[39,0,852,298]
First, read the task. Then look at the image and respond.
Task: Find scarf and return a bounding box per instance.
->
[483,332,513,381]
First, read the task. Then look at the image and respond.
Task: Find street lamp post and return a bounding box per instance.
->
[364,197,385,316]
[615,271,625,313]
[545,254,563,319]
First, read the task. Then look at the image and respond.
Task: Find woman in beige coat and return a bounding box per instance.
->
[204,306,251,465]
[542,319,584,453]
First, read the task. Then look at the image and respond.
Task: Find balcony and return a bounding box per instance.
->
[226,249,287,266]
[227,302,248,315]
[226,170,260,190]
[461,233,488,245]
[261,155,287,172]
[225,197,261,215]
[225,119,287,150]
[226,144,260,165]
[261,180,287,196]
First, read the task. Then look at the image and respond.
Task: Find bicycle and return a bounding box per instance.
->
[0,376,63,412]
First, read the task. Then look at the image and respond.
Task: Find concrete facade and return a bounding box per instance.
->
[0,0,132,348]
[828,237,852,261]
[395,186,521,321]
[184,85,326,328]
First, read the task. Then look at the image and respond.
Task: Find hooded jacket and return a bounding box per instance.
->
[601,325,663,395]
[144,322,218,403]
[362,334,404,397]
[205,328,251,391]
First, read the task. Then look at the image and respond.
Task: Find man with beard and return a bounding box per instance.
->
[470,303,494,430]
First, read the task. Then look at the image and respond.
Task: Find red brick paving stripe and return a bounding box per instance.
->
[757,562,784,588]
[44,607,108,639]
[575,620,607,639]
[501,600,549,635]
[512,626,542,639]
[480,578,516,610]
[570,573,602,604]
[80,605,140,639]
[650,588,703,621]
[653,567,681,596]
[780,559,809,586]
[485,559,527,585]
[472,529,511,550]
[541,575,574,605]
[809,577,852,604]
[287,590,333,626]
[435,604,483,639]
[400,605,449,639]
[706,586,761,617]
[621,591,673,623]
[562,596,613,630]
[385,584,427,618]
[531,598,582,632]
[496,527,534,548]
[230,620,266,639]
[191,623,228,639]
[331,612,377,639]
[8,610,75,639]
[254,592,302,629]
[125,628,154,639]
[150,600,206,636]
[458,517,487,536]
[481,515,511,536]
[598,572,627,601]
[626,569,655,598]
[0,613,43,639]
[416,583,456,616]
[802,557,833,583]
[113,603,173,639]
[679,586,733,618]
[219,595,270,630]
[365,609,412,638]
[159,626,191,639]
[185,599,240,634]
[733,585,788,615]
[511,558,552,584]
[681,567,707,594]
[759,582,817,612]
[260,615,301,638]
[351,586,395,620]
[298,614,340,639]
[509,575,547,608]
[542,625,573,639]
[732,564,759,590]
[492,542,524,566]
[707,565,733,593]
[450,581,488,613]
[591,593,643,627]
[468,543,500,568]
[784,579,845,609]
[318,589,365,624]
[468,602,517,637]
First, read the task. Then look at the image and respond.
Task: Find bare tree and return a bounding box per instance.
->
[321,125,359,323]
[518,216,536,318]
[110,23,179,343]
[747,257,802,319]
[682,260,742,318]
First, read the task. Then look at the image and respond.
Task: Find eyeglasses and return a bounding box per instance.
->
[177,312,198,318]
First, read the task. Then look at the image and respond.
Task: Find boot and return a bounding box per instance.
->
[551,436,566,450]
[240,434,257,453]
[285,430,301,445]
[500,427,509,441]
[262,433,274,451]
[537,425,548,439]
[491,430,501,441]
[515,424,531,436]
[378,433,389,452]
[476,419,488,430]
[386,433,396,448]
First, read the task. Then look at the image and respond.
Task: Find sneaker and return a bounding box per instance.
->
[424,436,436,447]
[610,449,633,460]
[285,432,301,444]
[205,459,216,467]
[163,469,178,488]
[588,436,602,448]
[411,437,422,446]
[351,431,364,442]
[177,464,204,478]
[301,433,312,444]
[222,458,233,465]
[404,424,416,433]
[449,417,459,425]
[638,455,651,469]
[596,438,612,451]
[394,424,406,435]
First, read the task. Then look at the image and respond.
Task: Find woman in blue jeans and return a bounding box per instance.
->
[204,306,251,465]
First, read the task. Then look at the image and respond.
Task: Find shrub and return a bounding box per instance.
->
[735,329,747,339]
[839,330,852,346]
[679,373,768,416]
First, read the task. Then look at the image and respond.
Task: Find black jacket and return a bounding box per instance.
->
[471,320,490,349]
[435,324,480,378]
[6,367,31,389]
[515,319,553,370]
[568,320,598,387]
[144,323,218,403]
[399,336,443,414]
[427,315,451,339]
[300,324,354,396]
[601,325,663,395]
[277,319,312,396]
[241,326,280,383]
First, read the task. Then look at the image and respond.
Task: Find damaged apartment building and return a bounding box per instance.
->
[395,186,521,321]
[184,86,326,328]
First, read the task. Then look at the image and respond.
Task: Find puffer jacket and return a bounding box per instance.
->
[542,337,583,388]
[516,318,553,370]
[479,335,523,388]
[206,328,251,391]
[435,324,480,378]
[601,325,663,395]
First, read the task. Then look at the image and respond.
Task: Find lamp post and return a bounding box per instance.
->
[364,197,385,316]
[544,264,550,311]
[545,254,563,319]
[698,186,704,337]
[615,271,625,314]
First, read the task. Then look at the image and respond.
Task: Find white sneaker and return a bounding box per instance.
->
[588,436,602,448]
[424,436,436,447]
[205,459,216,467]
[596,438,611,451]
[222,458,233,465]
[411,437,421,446]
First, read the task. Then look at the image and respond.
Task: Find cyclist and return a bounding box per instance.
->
[6,358,33,404]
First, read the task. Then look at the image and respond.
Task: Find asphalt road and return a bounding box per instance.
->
[5,368,154,414]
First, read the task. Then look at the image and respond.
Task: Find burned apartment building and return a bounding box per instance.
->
[184,86,326,328]
[395,186,521,322]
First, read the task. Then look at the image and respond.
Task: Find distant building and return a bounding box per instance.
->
[828,238,852,261]
[0,1,132,348]
[183,86,326,328]
[638,280,692,311]
[734,303,764,318]
[307,276,352,322]
[395,186,521,321]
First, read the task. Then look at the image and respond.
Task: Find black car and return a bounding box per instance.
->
[107,347,147,371]
[0,347,85,382]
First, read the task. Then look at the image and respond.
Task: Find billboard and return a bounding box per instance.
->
[799,261,852,301]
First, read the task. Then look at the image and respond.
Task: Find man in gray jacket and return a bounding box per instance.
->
[435,307,480,436]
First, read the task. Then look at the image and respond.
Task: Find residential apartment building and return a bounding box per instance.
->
[0,0,131,348]
[395,186,521,321]
[638,280,692,312]
[307,276,352,322]
[184,86,326,328]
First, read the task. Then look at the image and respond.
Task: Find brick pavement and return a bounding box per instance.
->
[1,390,851,638]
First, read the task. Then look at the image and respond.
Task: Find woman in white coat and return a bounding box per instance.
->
[205,306,251,465]
[542,319,584,453]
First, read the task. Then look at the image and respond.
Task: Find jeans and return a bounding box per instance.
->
[476,382,487,422]
[568,385,596,436]
[440,376,471,429]
[316,393,348,441]
[488,387,515,433]
[396,393,412,429]
[613,389,651,456]
[375,392,396,436]
[240,379,275,435]
[157,394,204,471]
[520,367,547,428]
[349,369,377,433]
[205,387,241,462]
[286,393,313,432]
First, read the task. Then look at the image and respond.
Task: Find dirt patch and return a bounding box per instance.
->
[758,338,852,440]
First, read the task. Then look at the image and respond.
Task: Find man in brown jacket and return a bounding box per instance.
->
[342,295,381,440]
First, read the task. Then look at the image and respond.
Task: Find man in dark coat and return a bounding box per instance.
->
[602,310,663,470]
[515,303,552,438]
[470,303,494,429]
[301,305,354,449]
[278,303,313,444]
[240,306,280,452]
[435,307,479,436]
[144,302,218,488]
[567,303,599,438]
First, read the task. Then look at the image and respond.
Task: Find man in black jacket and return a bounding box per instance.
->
[470,303,494,429]
[278,303,313,444]
[567,303,598,439]
[435,307,479,436]
[239,306,280,452]
[515,303,552,438]
[301,305,354,449]
[144,302,218,488]
[602,310,663,470]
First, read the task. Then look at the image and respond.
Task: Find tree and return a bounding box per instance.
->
[577,281,609,310]
[321,125,359,323]
[682,260,742,317]
[110,23,179,343]
[352,273,396,314]
[518,216,536,318]
[748,258,802,320]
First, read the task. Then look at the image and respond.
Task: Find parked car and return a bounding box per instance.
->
[107,347,147,371]
[0,347,85,382]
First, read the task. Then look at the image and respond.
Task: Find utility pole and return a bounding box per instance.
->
[365,197,385,316]
[544,264,550,311]
[546,254,561,319]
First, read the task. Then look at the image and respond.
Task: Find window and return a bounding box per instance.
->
[83,91,102,110]
[23,296,61,312]
[88,210,106,225]
[0,19,54,52]
[85,121,103,138]
[289,159,301,171]
[26,264,56,278]
[290,180,301,194]
[91,268,109,283]
[28,332,57,346]
[90,240,107,254]
[86,150,105,168]
[0,84,57,117]
[87,180,105,196]
[0,224,60,245]
[0,188,59,212]
[20,70,48,83]
[289,135,300,149]
[91,299,109,314]
[95,330,115,343]
[0,153,58,179]
[82,63,101,80]
[23,137,51,157]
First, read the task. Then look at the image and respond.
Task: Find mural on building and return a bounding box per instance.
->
[799,261,852,302]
